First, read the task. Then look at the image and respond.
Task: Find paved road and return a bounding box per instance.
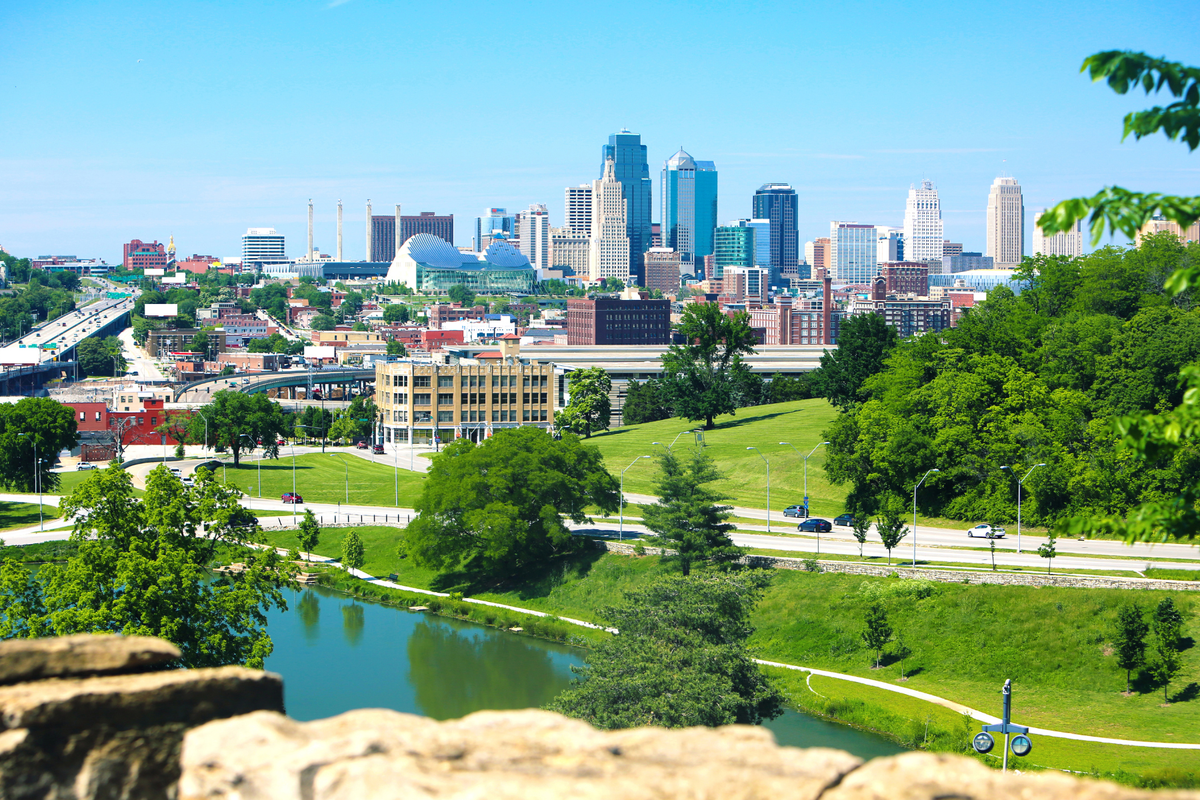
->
[117,326,167,381]
[0,296,133,365]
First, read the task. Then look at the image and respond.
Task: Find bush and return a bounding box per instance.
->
[857,578,943,603]
[803,558,822,573]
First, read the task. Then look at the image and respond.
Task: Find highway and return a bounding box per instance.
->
[0,293,133,366]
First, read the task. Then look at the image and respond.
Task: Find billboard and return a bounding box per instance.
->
[145,268,166,277]
[143,303,178,317]
[161,274,187,284]
[304,346,336,360]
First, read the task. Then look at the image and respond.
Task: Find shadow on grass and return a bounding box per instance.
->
[1179,636,1196,653]
[710,410,794,431]
[900,666,925,679]
[428,546,608,598]
[1172,682,1200,704]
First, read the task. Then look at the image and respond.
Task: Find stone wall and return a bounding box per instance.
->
[0,635,284,800]
[595,541,1200,592]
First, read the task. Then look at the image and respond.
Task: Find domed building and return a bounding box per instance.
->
[385,233,535,294]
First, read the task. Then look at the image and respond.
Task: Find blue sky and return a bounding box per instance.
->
[3,0,1199,264]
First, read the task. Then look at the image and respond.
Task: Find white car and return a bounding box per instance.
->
[76,462,97,471]
[967,523,1006,539]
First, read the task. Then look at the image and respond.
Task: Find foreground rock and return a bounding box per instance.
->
[0,635,283,800]
[180,708,1198,800]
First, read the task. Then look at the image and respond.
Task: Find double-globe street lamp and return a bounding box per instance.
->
[619,455,651,539]
[651,429,702,453]
[328,453,350,507]
[1001,463,1047,554]
[912,468,940,568]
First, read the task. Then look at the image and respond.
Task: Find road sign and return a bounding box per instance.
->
[1010,735,1032,757]
[971,732,995,754]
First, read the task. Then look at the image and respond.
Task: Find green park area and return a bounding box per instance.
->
[0,500,60,532]
[219,454,426,508]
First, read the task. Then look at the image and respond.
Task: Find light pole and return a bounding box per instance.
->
[240,434,260,497]
[328,453,349,506]
[912,468,940,567]
[619,455,651,539]
[1003,463,1047,554]
[652,429,701,453]
[780,440,829,517]
[18,433,42,531]
[290,424,317,524]
[747,446,771,533]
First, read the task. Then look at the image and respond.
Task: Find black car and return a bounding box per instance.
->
[783,504,809,518]
[797,518,832,533]
[833,513,854,527]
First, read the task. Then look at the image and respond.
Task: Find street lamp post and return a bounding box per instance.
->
[328,453,349,505]
[239,434,261,498]
[18,433,42,531]
[1003,463,1047,554]
[290,424,317,524]
[747,447,771,533]
[619,455,651,539]
[912,468,940,567]
[652,429,702,453]
[779,441,829,517]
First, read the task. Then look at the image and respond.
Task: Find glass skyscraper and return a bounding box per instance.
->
[695,160,718,269]
[474,208,515,251]
[713,225,754,278]
[752,183,800,282]
[662,148,718,279]
[602,130,653,284]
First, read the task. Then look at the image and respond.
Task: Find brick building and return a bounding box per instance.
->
[879,262,930,296]
[122,240,168,271]
[849,279,951,338]
[644,248,682,294]
[429,304,488,329]
[146,328,227,358]
[566,296,671,345]
[65,393,183,454]
[745,280,841,345]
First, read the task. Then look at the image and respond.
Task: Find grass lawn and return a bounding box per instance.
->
[50,470,146,498]
[0,501,61,532]
[220,454,426,507]
[260,525,430,584]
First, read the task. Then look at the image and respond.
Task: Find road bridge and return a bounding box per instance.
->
[175,367,375,402]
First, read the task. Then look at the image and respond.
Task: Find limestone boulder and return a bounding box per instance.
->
[0,635,181,686]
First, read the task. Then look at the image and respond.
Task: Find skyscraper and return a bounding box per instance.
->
[829,222,877,285]
[987,176,1024,268]
[589,158,630,282]
[752,184,800,281]
[518,204,551,273]
[713,225,755,278]
[565,185,593,236]
[601,130,652,283]
[903,180,944,263]
[1032,210,1083,256]
[876,226,904,264]
[242,228,286,266]
[475,208,515,251]
[745,219,770,268]
[695,159,718,270]
[805,238,830,276]
[662,149,696,274]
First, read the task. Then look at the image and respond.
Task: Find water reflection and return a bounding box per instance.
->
[406,618,574,720]
[297,590,320,641]
[341,603,365,647]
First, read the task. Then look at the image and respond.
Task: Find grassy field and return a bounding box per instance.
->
[50,470,145,498]
[0,501,61,532]
[221,454,426,507]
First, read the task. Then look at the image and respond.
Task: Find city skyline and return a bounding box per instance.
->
[3,0,1198,264]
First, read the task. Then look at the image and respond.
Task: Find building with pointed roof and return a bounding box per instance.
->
[588,158,631,282]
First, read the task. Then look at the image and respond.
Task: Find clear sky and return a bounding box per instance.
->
[3,0,1199,264]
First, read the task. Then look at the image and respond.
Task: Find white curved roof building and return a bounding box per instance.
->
[385,233,535,294]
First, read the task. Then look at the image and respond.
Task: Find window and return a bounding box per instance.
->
[413,393,431,405]
[393,392,406,404]
[470,410,477,422]
[492,410,499,422]
[523,393,530,404]
[469,375,477,387]
[523,377,531,387]
[95,412,101,421]
[393,410,407,422]
[438,393,454,405]
[413,375,431,388]
[461,393,468,405]
[438,376,454,388]
[540,409,547,421]
[523,409,530,421]
[500,375,509,387]
[391,374,407,387]
[138,418,144,425]
[500,410,508,422]
[79,412,84,421]
[540,393,547,404]
[540,375,548,387]
[151,417,157,426]
[438,411,453,423]
[460,411,468,422]
[492,392,500,405]
[492,376,499,387]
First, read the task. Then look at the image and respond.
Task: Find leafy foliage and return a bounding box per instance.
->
[876,509,907,566]
[341,530,365,572]
[548,572,784,729]
[185,391,289,466]
[405,427,619,579]
[1037,531,1058,573]
[0,466,286,668]
[297,509,320,560]
[661,302,757,429]
[447,285,475,306]
[813,313,898,410]
[77,336,127,377]
[382,303,410,324]
[622,378,673,425]
[1114,603,1150,693]
[641,448,743,576]
[0,398,78,493]
[860,602,893,669]
[1151,597,1185,703]
[558,367,611,438]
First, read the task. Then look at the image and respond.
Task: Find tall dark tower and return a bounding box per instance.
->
[752,183,801,282]
[601,130,653,285]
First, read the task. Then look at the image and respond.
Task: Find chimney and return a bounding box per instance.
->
[395,204,402,258]
[307,199,314,260]
[336,200,343,261]
[366,200,373,261]
[823,276,833,345]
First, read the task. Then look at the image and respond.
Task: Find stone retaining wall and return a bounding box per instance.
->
[595,541,1200,591]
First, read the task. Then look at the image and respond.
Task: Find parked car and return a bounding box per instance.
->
[372,444,385,454]
[277,439,286,445]
[967,523,1006,539]
[797,518,832,533]
[168,467,182,477]
[833,513,855,527]
[356,441,368,449]
[281,492,304,504]
[783,504,809,518]
[76,462,97,471]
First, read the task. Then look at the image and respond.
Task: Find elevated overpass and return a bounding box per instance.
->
[0,296,133,392]
[175,367,375,402]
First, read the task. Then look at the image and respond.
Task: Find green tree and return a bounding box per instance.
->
[1113,603,1150,693]
[622,378,673,425]
[548,572,784,729]
[77,337,126,377]
[876,509,907,566]
[341,530,365,572]
[0,466,285,668]
[405,427,619,579]
[189,330,210,358]
[310,314,335,331]
[386,339,407,357]
[1037,531,1057,574]
[382,303,410,324]
[1151,597,1184,704]
[447,285,475,306]
[861,601,893,669]
[559,367,611,438]
[0,398,79,493]
[296,509,320,561]
[661,302,757,430]
[851,515,870,557]
[641,448,743,576]
[184,391,288,466]
[814,313,899,409]
[893,637,913,679]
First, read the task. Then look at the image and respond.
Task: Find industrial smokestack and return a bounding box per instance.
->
[337,200,343,261]
[395,204,402,258]
[366,199,373,262]
[307,199,314,260]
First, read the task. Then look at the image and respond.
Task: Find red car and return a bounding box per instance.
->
[281,492,304,504]
[356,441,368,449]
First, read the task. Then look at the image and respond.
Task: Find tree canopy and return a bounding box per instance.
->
[558,367,611,438]
[813,313,898,410]
[548,572,784,729]
[447,285,475,306]
[404,427,619,579]
[77,337,127,377]
[642,447,742,576]
[0,398,78,493]
[661,302,757,429]
[185,391,289,466]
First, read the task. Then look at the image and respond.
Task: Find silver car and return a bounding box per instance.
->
[967,523,1006,539]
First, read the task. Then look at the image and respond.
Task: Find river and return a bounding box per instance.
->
[264,585,906,760]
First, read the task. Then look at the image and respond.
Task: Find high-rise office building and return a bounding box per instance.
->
[601,130,653,283]
[695,159,717,269]
[644,248,682,294]
[829,222,877,285]
[903,180,944,263]
[745,219,770,268]
[589,158,631,282]
[401,212,454,249]
[550,227,590,277]
[1032,210,1083,256]
[474,208,515,251]
[986,176,1024,268]
[242,228,286,266]
[713,225,755,278]
[518,204,551,273]
[370,216,396,262]
[942,241,963,258]
[565,185,593,237]
[662,149,698,274]
[805,238,830,276]
[876,226,904,264]
[1136,215,1200,245]
[752,184,800,281]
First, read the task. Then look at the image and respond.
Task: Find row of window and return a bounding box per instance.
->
[388,373,550,388]
[388,392,549,406]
